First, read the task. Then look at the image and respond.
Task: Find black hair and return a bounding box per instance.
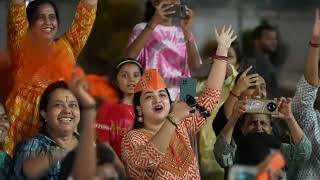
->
[59,143,117,180]
[236,132,281,165]
[144,0,155,22]
[230,40,243,66]
[112,58,143,100]
[27,0,60,25]
[39,81,70,131]
[132,88,172,129]
[252,23,276,40]
[239,113,273,127]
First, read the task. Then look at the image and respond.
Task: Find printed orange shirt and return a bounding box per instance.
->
[121,88,221,179]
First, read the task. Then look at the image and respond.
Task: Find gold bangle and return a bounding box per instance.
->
[167,114,179,127]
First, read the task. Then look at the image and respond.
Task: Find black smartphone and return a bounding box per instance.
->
[180,78,197,101]
[166,4,187,19]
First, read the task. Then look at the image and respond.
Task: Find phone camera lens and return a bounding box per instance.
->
[267,102,277,112]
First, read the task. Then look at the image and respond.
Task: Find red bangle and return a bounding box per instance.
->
[230,91,240,99]
[309,41,320,48]
[213,55,229,63]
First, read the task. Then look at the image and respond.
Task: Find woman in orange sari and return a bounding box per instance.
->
[4,0,98,156]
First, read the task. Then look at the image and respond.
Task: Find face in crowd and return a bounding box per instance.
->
[240,113,272,136]
[228,46,238,67]
[0,103,9,143]
[240,76,267,99]
[40,84,80,136]
[138,89,171,127]
[27,1,59,40]
[116,63,142,96]
[257,30,278,54]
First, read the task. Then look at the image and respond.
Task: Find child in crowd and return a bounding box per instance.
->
[125,0,202,99]
[95,59,143,176]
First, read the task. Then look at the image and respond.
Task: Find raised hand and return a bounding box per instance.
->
[312,9,320,43]
[82,0,98,7]
[11,0,25,5]
[232,66,260,96]
[69,75,96,108]
[149,2,175,29]
[214,25,237,51]
[273,97,295,122]
[230,99,247,122]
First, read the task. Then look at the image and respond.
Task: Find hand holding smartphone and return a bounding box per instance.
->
[180,78,197,101]
[166,4,188,19]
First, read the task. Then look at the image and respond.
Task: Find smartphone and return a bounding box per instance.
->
[243,99,278,115]
[180,78,197,101]
[228,165,257,180]
[166,4,188,19]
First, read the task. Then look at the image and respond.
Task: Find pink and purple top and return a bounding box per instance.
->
[128,22,200,99]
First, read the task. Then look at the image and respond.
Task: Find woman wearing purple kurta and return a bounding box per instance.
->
[125,0,202,99]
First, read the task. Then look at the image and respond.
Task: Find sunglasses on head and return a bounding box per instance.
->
[185,95,211,118]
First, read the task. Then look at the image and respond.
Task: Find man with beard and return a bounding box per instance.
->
[214,98,311,180]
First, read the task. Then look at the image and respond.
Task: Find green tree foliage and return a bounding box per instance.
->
[80,0,143,75]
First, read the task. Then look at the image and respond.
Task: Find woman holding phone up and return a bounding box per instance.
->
[125,0,202,99]
[122,26,236,179]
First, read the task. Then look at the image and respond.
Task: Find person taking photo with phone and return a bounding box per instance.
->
[214,97,311,180]
[121,25,235,179]
[125,0,202,99]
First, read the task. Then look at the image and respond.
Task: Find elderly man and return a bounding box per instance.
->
[214,97,311,180]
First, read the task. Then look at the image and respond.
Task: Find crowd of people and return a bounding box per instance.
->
[0,0,320,179]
